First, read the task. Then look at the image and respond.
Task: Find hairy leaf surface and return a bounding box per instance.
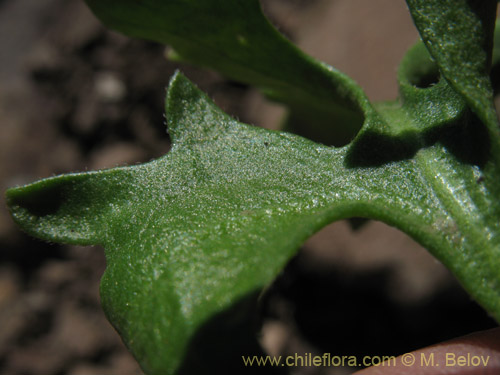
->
[6,72,500,374]
[406,0,500,155]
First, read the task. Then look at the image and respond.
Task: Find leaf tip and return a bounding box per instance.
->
[5,175,105,245]
[165,71,231,144]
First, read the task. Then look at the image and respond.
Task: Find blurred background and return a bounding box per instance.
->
[0,0,497,374]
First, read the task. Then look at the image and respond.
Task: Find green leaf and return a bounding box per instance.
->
[83,0,370,137]
[7,73,500,374]
[405,0,500,155]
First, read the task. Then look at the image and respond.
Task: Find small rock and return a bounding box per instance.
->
[94,71,126,103]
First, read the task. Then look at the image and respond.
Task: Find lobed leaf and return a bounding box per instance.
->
[7,2,500,375]
[7,72,500,374]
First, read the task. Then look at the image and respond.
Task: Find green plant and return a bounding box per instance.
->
[5,0,500,374]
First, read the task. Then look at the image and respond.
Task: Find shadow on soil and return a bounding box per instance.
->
[175,250,496,375]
